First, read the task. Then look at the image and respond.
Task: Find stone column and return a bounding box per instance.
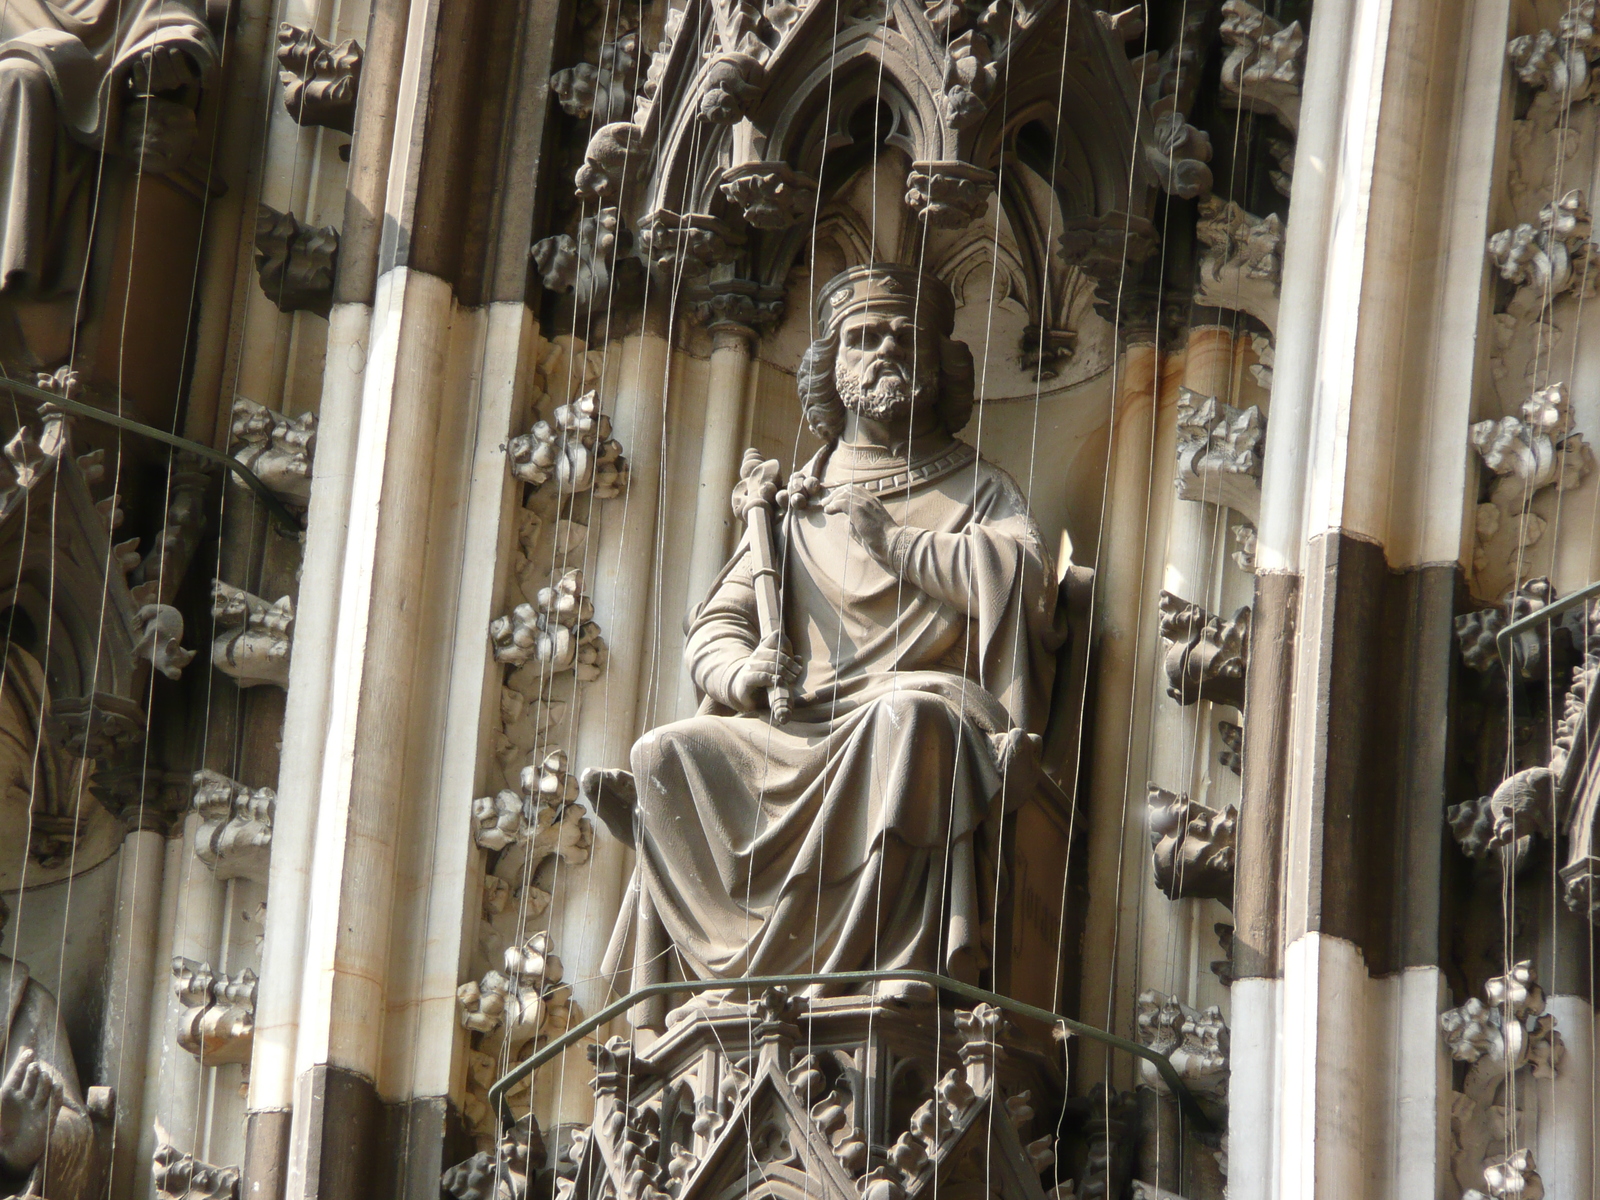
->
[675,322,756,716]
[98,821,166,1200]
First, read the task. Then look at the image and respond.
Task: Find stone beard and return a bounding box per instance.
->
[600,265,1058,1019]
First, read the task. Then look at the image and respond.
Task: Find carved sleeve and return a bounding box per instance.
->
[684,553,761,709]
[888,525,1017,614]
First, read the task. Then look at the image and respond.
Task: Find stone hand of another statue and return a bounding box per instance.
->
[727,631,803,711]
[0,1049,63,1173]
[822,484,899,568]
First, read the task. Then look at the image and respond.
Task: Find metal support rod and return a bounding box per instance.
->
[487,967,1218,1131]
[1494,578,1600,676]
[0,376,303,532]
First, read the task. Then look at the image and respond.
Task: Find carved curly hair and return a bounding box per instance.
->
[797,330,977,441]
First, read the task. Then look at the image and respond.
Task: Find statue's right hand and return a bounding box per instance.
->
[0,1049,63,1173]
[728,631,802,711]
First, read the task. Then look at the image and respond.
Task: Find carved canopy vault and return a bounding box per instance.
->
[567,0,1180,336]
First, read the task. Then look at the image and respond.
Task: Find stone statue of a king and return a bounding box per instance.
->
[592,264,1059,1018]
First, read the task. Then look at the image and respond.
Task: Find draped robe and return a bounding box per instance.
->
[0,0,216,293]
[609,432,1057,999]
[0,957,94,1198]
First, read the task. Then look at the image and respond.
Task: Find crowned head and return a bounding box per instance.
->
[798,264,975,441]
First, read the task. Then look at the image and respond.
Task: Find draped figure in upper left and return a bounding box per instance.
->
[0,0,217,297]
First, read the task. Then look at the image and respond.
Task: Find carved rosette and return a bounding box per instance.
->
[904,162,997,228]
[718,162,818,230]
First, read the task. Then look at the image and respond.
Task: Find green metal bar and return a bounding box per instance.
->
[487,968,1218,1132]
[0,376,303,532]
[1494,578,1600,678]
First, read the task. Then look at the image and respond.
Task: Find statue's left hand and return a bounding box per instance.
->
[129,45,200,98]
[823,484,899,568]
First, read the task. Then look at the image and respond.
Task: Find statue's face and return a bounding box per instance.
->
[834,312,939,423]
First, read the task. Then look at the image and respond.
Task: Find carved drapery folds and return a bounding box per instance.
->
[192,769,275,881]
[1218,0,1304,132]
[211,583,294,689]
[230,397,317,506]
[172,958,258,1065]
[1158,592,1251,710]
[1174,388,1265,521]
[1147,785,1237,905]
[277,23,363,133]
[254,205,339,317]
[1441,963,1563,1200]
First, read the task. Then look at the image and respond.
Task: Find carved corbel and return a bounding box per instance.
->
[1158,591,1250,710]
[211,582,294,689]
[1135,990,1230,1101]
[153,1129,240,1200]
[230,397,317,506]
[1486,190,1597,309]
[1441,963,1564,1199]
[531,207,643,321]
[1194,196,1284,331]
[277,23,363,133]
[719,162,818,229]
[509,392,629,497]
[636,210,743,279]
[551,30,641,123]
[1144,110,1213,200]
[133,604,195,680]
[192,769,275,881]
[254,205,338,317]
[1147,785,1236,904]
[1175,388,1264,521]
[172,958,257,1065]
[575,122,651,203]
[904,162,997,228]
[1218,0,1304,132]
[691,278,784,331]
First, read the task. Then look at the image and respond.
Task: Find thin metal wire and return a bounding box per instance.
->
[486,968,1219,1131]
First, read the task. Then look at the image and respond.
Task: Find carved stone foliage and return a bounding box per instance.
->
[1507,4,1600,104]
[1454,577,1560,680]
[1440,963,1563,1200]
[1058,212,1162,332]
[509,392,630,500]
[211,583,295,690]
[1146,785,1236,906]
[490,568,609,682]
[452,992,1068,1200]
[1486,191,1597,312]
[192,769,275,882]
[230,397,317,506]
[1194,197,1284,332]
[133,603,196,680]
[1144,111,1213,201]
[1218,0,1303,131]
[153,1127,241,1200]
[254,205,339,317]
[1466,1150,1543,1200]
[1134,990,1230,1103]
[720,162,818,230]
[172,957,258,1066]
[531,208,645,322]
[636,210,744,278]
[1468,383,1593,587]
[277,23,363,133]
[1174,387,1265,521]
[551,30,641,123]
[1158,592,1250,711]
